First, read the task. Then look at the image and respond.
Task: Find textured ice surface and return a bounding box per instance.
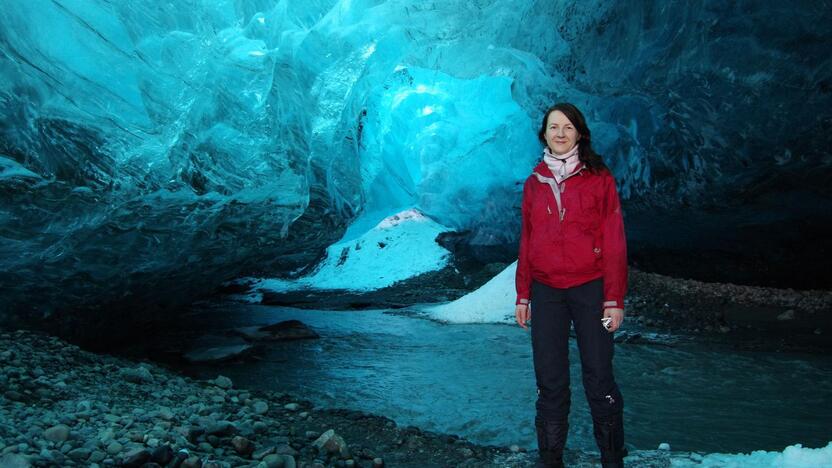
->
[669,441,832,467]
[1,1,831,327]
[253,209,450,292]
[427,261,517,324]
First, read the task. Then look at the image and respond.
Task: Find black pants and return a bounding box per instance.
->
[531,278,625,455]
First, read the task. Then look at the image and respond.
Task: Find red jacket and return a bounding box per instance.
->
[515,160,628,310]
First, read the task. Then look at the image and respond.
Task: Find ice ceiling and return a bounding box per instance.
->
[1,0,830,334]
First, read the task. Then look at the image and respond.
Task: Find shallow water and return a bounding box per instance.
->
[180,303,832,454]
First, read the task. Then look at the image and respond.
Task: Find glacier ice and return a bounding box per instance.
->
[1,0,831,333]
[253,209,451,292]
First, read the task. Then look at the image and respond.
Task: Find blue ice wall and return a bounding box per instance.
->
[1,0,831,331]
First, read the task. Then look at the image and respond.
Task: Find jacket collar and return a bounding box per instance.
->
[531,160,586,183]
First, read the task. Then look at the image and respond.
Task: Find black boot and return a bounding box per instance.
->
[592,414,628,467]
[535,416,568,468]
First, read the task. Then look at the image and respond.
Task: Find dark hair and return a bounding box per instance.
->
[538,103,608,173]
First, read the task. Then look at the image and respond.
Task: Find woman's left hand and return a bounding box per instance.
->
[603,308,624,332]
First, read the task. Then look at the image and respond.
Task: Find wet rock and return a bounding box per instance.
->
[312,429,349,458]
[184,344,255,364]
[234,320,319,342]
[43,424,71,443]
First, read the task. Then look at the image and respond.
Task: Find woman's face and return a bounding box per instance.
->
[545,110,580,155]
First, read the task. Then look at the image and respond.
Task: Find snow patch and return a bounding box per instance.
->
[426,261,517,324]
[670,441,832,467]
[255,209,451,292]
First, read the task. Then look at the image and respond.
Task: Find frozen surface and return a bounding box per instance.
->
[1,0,831,321]
[670,441,832,467]
[426,261,517,324]
[253,209,451,292]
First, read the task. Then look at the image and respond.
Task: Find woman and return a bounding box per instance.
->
[515,103,628,468]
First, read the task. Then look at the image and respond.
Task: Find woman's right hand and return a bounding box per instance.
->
[515,304,530,330]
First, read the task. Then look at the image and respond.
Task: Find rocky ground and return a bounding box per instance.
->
[0,328,546,468]
[625,269,832,353]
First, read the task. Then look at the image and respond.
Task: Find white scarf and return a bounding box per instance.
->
[543,145,580,183]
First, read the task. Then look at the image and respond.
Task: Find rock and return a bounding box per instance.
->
[718,325,731,334]
[509,444,520,452]
[186,426,206,442]
[252,401,269,415]
[252,446,275,460]
[212,375,233,389]
[312,429,349,458]
[777,310,795,321]
[184,344,255,364]
[181,456,203,468]
[658,442,671,450]
[67,447,91,461]
[206,421,237,437]
[89,450,106,463]
[234,320,319,342]
[120,366,154,384]
[253,421,268,433]
[373,457,384,467]
[275,444,298,456]
[231,436,254,457]
[262,454,285,468]
[298,411,309,419]
[121,448,151,467]
[815,328,823,335]
[0,454,30,468]
[284,403,300,411]
[459,447,474,457]
[106,441,123,455]
[151,445,174,465]
[43,424,70,442]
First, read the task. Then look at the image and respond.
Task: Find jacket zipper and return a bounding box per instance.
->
[534,165,585,223]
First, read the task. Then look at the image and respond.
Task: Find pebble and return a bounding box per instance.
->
[120,366,154,384]
[67,447,91,460]
[232,436,255,456]
[658,442,671,450]
[253,400,269,414]
[313,429,349,458]
[43,424,71,442]
[284,403,300,411]
[106,441,123,455]
[213,375,233,389]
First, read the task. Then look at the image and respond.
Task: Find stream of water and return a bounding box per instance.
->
[180,303,832,455]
